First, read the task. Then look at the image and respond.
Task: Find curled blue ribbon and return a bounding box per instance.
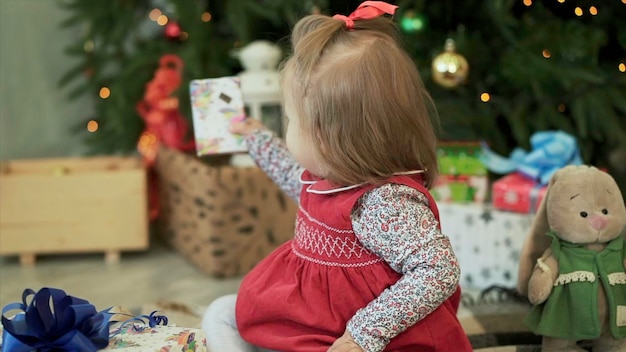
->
[110,310,169,336]
[480,130,583,185]
[1,288,114,352]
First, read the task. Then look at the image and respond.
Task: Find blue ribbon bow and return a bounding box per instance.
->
[1,288,115,352]
[480,130,583,185]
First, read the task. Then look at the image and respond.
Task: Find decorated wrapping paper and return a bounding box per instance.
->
[155,145,297,277]
[190,77,248,155]
[103,325,207,351]
[434,142,488,203]
[492,172,547,213]
[431,174,489,203]
[438,142,488,176]
[439,203,534,290]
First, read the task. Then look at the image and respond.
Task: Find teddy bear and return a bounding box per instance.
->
[517,165,626,351]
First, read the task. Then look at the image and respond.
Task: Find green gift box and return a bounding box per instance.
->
[431,174,488,203]
[437,142,487,176]
[433,142,488,203]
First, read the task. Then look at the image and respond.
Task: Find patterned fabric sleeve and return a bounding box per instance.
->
[244,129,304,203]
[347,184,461,352]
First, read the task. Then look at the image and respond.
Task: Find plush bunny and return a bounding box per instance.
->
[517,165,626,352]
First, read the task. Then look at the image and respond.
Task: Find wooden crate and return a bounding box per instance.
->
[0,156,149,265]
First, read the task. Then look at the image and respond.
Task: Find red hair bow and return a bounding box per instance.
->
[332,1,398,30]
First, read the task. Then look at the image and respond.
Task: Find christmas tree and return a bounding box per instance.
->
[60,0,626,187]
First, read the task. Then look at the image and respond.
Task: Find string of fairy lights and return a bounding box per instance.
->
[85,1,625,132]
[85,8,215,133]
[478,0,626,105]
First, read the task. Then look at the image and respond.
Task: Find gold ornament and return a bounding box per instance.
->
[432,39,469,88]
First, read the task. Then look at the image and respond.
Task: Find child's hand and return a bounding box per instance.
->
[229,116,266,136]
[328,330,364,352]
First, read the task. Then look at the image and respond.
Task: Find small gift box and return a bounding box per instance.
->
[492,172,547,213]
[433,142,488,203]
[189,76,248,155]
[437,142,487,176]
[431,175,488,203]
[480,130,583,213]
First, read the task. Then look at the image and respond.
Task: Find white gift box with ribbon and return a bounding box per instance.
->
[439,203,534,290]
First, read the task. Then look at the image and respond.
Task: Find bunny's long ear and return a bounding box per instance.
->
[516,172,559,296]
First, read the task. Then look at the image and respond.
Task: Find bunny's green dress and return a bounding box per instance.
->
[525,231,626,340]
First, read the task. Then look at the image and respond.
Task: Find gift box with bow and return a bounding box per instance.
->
[432,142,488,203]
[1,288,207,351]
[481,130,583,213]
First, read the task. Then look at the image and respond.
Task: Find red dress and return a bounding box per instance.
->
[236,172,471,351]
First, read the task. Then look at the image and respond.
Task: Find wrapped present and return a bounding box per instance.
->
[155,145,298,277]
[439,203,534,290]
[104,324,207,351]
[431,174,488,203]
[1,288,119,352]
[1,288,207,352]
[189,76,248,155]
[492,172,547,213]
[480,130,582,185]
[433,142,488,203]
[437,142,487,176]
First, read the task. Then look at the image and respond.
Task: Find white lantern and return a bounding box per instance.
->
[231,41,284,167]
[237,40,285,136]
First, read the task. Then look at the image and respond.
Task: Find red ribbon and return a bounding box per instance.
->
[332,1,398,30]
[136,54,195,220]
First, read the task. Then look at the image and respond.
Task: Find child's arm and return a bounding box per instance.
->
[347,184,460,352]
[232,119,303,202]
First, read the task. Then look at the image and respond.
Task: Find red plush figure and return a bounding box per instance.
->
[136,54,195,219]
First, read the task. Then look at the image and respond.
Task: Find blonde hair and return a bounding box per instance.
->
[281,14,439,188]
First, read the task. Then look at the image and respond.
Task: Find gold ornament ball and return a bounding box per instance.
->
[432,39,469,88]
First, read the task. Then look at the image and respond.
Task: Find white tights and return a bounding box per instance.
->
[202,294,277,352]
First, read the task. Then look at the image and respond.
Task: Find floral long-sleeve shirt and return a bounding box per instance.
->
[244,130,460,352]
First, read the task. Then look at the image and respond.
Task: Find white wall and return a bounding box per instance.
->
[0,0,91,160]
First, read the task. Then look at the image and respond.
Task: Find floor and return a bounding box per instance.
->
[0,236,243,313]
[0,236,536,351]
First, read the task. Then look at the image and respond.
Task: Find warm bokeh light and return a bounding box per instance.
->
[180,32,189,41]
[480,93,490,102]
[589,6,598,15]
[157,15,168,26]
[149,8,162,21]
[87,120,98,132]
[99,87,111,99]
[201,12,212,22]
[137,132,158,161]
[558,0,565,3]
[574,7,583,16]
[558,104,566,112]
[523,0,532,6]
[542,49,551,58]
[619,63,626,72]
